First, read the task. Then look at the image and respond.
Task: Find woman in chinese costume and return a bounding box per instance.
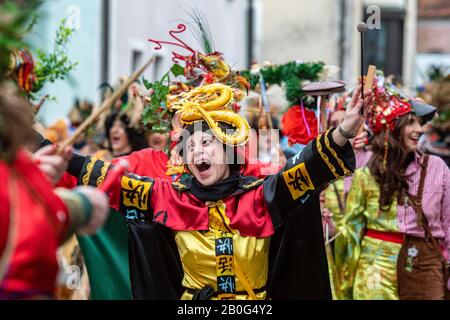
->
[54,80,372,300]
[334,78,450,300]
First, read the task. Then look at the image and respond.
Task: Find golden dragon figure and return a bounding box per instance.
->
[167,83,250,146]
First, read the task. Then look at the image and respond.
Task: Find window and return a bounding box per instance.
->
[131,49,143,73]
[364,8,405,81]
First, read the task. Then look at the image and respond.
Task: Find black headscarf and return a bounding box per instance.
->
[190,170,241,202]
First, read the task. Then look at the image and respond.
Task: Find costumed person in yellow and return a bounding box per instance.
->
[334,75,450,300]
[43,77,374,299]
[37,15,374,299]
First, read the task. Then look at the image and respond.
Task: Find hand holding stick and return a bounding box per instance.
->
[357,65,376,135]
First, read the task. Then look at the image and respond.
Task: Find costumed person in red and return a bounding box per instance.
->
[0,3,110,300]
[44,80,373,300]
[0,93,109,300]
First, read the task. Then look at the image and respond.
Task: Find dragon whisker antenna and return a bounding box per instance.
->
[148,24,196,64]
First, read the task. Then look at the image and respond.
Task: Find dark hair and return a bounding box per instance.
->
[367,113,416,207]
[177,121,243,172]
[104,111,148,152]
[0,94,36,163]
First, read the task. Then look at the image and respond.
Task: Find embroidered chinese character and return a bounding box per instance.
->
[124,182,147,207]
[218,276,235,293]
[217,256,233,275]
[282,162,315,200]
[121,176,152,211]
[216,237,233,256]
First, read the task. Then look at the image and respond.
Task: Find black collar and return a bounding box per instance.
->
[172,173,265,202]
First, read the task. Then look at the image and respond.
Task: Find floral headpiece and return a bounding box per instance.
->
[368,74,412,134]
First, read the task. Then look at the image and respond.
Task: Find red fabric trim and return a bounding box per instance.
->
[56,172,77,189]
[106,148,278,237]
[0,150,70,296]
[114,148,169,178]
[150,179,274,237]
[366,229,404,244]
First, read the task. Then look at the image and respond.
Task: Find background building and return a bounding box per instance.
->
[29,0,102,125]
[416,0,450,86]
[29,0,448,124]
[31,0,251,124]
[259,0,418,91]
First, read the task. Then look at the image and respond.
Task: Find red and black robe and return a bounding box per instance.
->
[67,128,355,299]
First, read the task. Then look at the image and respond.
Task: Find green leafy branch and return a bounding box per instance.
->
[141,64,184,132]
[241,61,325,105]
[427,65,450,82]
[30,19,78,101]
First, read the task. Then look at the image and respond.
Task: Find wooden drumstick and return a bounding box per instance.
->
[357,65,376,135]
[364,65,376,92]
[59,56,155,151]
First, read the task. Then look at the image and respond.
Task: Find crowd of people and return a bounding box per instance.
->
[1,4,450,301]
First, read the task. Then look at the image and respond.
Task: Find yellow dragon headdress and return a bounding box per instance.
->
[147,16,251,147]
[167,82,250,146]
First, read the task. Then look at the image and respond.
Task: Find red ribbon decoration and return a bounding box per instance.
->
[148,24,196,64]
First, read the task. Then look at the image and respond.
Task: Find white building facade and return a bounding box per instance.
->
[31,0,421,124]
[31,0,251,125]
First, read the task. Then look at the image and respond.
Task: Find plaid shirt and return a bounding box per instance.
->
[397,153,450,260]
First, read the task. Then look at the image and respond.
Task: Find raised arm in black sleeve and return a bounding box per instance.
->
[264,128,355,228]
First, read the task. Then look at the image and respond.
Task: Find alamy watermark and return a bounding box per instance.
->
[366,5,381,30]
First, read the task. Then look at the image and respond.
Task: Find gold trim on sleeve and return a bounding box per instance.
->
[323,130,352,176]
[316,134,342,179]
[242,179,264,190]
[96,162,111,187]
[82,157,98,186]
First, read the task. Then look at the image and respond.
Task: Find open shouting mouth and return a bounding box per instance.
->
[196,160,211,172]
[194,159,213,178]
